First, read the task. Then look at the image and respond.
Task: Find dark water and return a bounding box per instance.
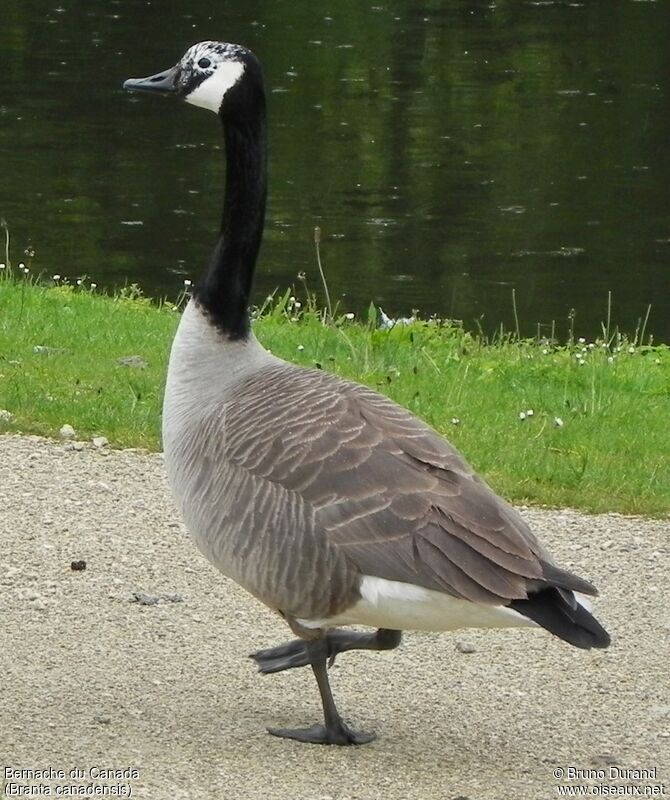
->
[2,0,670,341]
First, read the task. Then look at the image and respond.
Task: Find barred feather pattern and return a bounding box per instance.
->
[163,302,596,625]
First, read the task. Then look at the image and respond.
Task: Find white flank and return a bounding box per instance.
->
[185,61,245,113]
[574,592,593,612]
[298,575,537,633]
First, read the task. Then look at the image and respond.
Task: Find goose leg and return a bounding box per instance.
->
[267,637,376,745]
[251,628,402,674]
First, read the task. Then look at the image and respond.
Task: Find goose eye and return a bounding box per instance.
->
[198,57,212,69]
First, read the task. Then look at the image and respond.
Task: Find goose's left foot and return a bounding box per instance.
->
[250,627,401,673]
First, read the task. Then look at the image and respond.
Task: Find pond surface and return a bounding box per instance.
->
[2,0,670,341]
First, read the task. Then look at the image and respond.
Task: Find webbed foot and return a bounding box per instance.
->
[250,628,402,674]
[268,721,375,746]
[250,639,310,673]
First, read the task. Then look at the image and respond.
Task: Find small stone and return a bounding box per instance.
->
[59,424,76,439]
[591,753,620,767]
[72,441,85,451]
[0,409,13,424]
[455,640,476,654]
[71,560,87,571]
[116,355,148,369]
[163,593,184,603]
[92,436,109,449]
[93,715,111,725]
[130,592,160,606]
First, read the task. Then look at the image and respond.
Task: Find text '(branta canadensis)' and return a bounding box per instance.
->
[123,41,610,746]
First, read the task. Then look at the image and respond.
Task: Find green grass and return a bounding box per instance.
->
[1,275,669,516]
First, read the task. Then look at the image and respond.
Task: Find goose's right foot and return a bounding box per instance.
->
[250,628,402,674]
[268,720,375,746]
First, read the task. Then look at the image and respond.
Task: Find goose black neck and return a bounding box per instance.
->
[194,90,267,340]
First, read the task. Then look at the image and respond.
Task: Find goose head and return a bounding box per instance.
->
[123,41,262,116]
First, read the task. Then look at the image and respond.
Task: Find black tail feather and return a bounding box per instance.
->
[537,560,599,597]
[510,588,611,649]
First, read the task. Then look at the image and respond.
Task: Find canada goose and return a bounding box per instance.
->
[123,41,610,747]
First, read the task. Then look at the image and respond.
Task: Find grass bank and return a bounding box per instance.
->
[0,276,668,516]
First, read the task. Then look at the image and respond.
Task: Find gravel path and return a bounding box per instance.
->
[1,434,668,800]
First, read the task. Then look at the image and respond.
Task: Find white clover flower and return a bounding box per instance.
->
[294,300,302,309]
[518,411,527,421]
[52,274,61,281]
[183,279,192,287]
[554,417,564,428]
[90,283,97,290]
[607,356,614,364]
[451,417,461,425]
[542,348,549,355]
[0,263,5,270]
[628,346,635,354]
[18,262,25,269]
[76,278,83,286]
[345,312,355,320]
[297,344,304,351]
[578,337,586,344]
[526,409,534,417]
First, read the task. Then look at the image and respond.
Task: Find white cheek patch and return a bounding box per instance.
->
[185,61,245,113]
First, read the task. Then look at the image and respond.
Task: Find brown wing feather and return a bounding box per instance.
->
[224,362,582,607]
